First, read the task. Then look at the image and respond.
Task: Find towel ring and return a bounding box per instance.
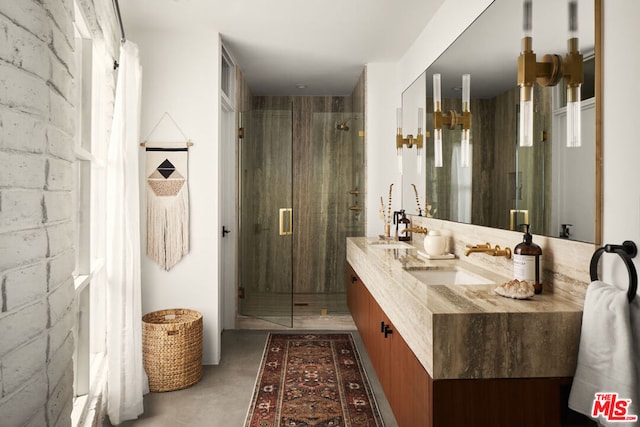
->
[589,240,638,302]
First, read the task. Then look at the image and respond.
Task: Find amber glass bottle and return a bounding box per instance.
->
[397,210,411,242]
[513,224,543,294]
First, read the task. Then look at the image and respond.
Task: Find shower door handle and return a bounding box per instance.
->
[279,208,293,236]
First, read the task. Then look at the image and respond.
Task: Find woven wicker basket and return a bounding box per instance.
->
[142,308,203,392]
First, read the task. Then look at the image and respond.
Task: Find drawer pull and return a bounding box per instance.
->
[384,324,393,338]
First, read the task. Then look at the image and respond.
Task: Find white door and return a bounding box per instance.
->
[220,101,237,329]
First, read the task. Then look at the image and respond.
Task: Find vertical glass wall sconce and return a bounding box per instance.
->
[432,74,443,168]
[461,74,471,167]
[517,0,583,148]
[396,108,403,174]
[518,0,535,147]
[565,0,582,147]
[433,73,472,168]
[396,108,425,175]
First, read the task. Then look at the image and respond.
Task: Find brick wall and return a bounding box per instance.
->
[0,0,118,425]
[0,0,77,424]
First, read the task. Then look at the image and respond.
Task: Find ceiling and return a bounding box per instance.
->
[119,0,445,96]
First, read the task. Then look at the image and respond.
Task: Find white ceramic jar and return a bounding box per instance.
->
[423,230,446,256]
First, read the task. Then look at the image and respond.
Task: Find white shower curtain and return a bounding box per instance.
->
[105,41,147,425]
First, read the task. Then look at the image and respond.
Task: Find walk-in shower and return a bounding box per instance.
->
[238,96,365,327]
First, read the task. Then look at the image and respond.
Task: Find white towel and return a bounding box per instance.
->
[569,280,640,426]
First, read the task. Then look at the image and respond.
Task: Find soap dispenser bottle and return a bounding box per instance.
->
[395,210,411,241]
[513,224,543,294]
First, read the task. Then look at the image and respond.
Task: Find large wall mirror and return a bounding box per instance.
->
[401,0,601,244]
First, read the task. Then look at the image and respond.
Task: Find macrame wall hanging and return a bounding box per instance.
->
[141,112,193,271]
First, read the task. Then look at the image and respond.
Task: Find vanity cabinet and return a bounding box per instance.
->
[347,264,430,427]
[346,263,595,427]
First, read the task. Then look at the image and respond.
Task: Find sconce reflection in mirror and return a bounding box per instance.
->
[518,0,583,148]
[433,73,472,168]
[396,108,427,175]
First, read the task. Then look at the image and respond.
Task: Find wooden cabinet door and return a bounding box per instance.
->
[379,316,432,427]
[367,297,388,392]
[347,265,370,342]
[346,263,432,426]
[394,334,431,427]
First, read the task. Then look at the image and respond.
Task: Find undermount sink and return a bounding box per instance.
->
[406,266,495,286]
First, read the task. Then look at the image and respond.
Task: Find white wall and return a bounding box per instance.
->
[601,0,640,286]
[365,63,402,237]
[132,29,222,364]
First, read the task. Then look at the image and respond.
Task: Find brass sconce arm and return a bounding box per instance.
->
[432,73,472,168]
[396,131,424,150]
[396,107,428,151]
[434,110,472,131]
[517,37,536,89]
[518,37,564,89]
[517,36,583,92]
[517,0,583,149]
[396,107,428,174]
[517,32,583,149]
[564,37,583,99]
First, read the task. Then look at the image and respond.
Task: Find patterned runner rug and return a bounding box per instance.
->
[244,333,385,427]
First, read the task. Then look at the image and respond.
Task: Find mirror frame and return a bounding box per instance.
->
[594,0,602,245]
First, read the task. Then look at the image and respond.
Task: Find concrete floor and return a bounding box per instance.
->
[105,329,398,426]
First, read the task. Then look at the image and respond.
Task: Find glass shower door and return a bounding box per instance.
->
[238,105,293,327]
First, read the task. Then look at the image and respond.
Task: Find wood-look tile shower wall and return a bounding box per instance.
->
[239,69,366,296]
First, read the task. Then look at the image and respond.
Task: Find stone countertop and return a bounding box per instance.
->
[347,237,585,380]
